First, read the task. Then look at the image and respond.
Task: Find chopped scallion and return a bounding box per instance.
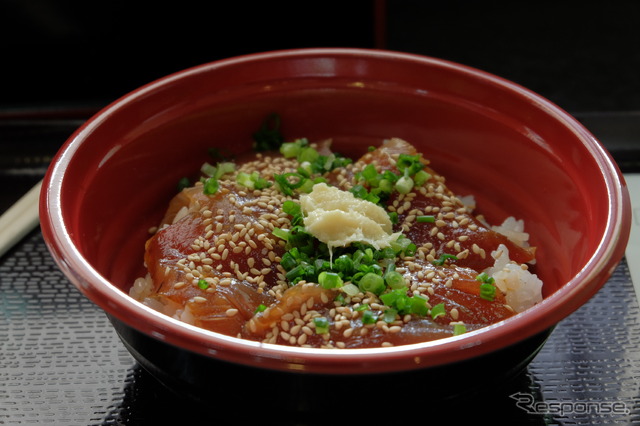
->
[383,308,398,323]
[274,172,307,196]
[272,227,290,242]
[384,270,406,289]
[280,141,302,158]
[200,162,217,177]
[202,177,219,195]
[479,283,496,301]
[318,271,343,289]
[313,317,330,334]
[395,175,414,194]
[430,303,446,319]
[416,215,435,223]
[453,323,467,336]
[214,162,236,179]
[413,170,431,186]
[341,283,360,297]
[297,146,319,163]
[410,294,429,316]
[362,309,377,324]
[476,272,495,284]
[396,153,424,175]
[432,253,458,266]
[357,272,386,295]
[388,211,399,225]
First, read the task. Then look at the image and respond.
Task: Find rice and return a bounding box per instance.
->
[485,216,543,313]
[491,216,531,249]
[129,274,194,323]
[130,274,154,300]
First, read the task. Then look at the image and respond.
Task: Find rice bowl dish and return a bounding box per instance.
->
[39,48,631,403]
[130,128,544,349]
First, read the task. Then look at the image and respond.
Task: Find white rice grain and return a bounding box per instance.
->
[486,244,543,313]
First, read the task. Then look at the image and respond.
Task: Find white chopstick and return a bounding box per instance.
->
[0,179,42,259]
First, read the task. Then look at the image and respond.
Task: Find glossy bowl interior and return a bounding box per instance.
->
[41,48,630,378]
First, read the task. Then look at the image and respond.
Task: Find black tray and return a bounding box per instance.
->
[1,113,639,425]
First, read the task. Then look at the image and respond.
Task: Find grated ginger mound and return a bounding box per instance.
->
[300,183,402,254]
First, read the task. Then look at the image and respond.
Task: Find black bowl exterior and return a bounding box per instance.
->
[108,314,551,410]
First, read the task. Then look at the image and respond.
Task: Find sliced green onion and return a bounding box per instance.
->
[349,184,369,199]
[200,162,217,177]
[334,255,355,275]
[404,243,417,257]
[298,146,319,163]
[384,270,406,289]
[360,164,378,184]
[453,323,467,336]
[361,310,377,325]
[297,162,312,178]
[383,308,398,323]
[377,247,396,262]
[272,227,290,241]
[197,279,209,290]
[282,200,302,216]
[476,272,495,284]
[358,272,385,295]
[395,175,414,194]
[236,171,267,190]
[313,317,330,334]
[355,303,370,312]
[318,271,343,289]
[479,283,496,301]
[389,238,416,257]
[202,177,219,195]
[297,178,315,193]
[396,153,424,175]
[254,304,267,314]
[416,215,435,223]
[432,253,458,266]
[280,141,302,158]
[410,294,429,316]
[388,211,399,225]
[236,172,254,189]
[274,172,307,196]
[413,170,431,186]
[214,162,235,178]
[377,178,394,194]
[280,251,298,271]
[341,283,360,297]
[430,303,446,319]
[379,288,411,313]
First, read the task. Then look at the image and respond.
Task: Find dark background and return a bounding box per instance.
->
[0,0,639,114]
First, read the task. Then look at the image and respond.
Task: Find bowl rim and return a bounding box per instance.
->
[39,47,632,374]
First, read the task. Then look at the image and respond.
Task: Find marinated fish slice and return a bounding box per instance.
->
[353,138,536,271]
[143,154,304,335]
[245,282,333,336]
[249,260,514,348]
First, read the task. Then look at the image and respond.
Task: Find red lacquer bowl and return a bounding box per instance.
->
[40,48,631,405]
